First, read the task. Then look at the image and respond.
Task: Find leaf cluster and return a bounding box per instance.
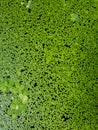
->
[0,79,28,118]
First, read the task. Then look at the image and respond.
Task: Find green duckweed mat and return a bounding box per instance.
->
[0,0,98,130]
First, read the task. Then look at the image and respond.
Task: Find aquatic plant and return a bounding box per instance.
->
[19,93,28,104]
[26,0,34,10]
[7,97,27,119]
[0,79,28,118]
[70,13,80,22]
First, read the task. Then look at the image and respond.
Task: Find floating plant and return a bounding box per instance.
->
[7,97,27,119]
[26,0,34,12]
[70,13,80,22]
[0,79,28,119]
[19,93,28,104]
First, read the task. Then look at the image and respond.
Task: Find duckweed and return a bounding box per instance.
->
[19,93,28,104]
[26,0,33,9]
[7,97,27,119]
[70,13,80,22]
[0,0,97,129]
[0,79,28,118]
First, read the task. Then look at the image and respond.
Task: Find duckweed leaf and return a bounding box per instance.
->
[19,104,27,111]
[26,0,34,9]
[15,82,24,93]
[19,93,28,104]
[0,80,8,92]
[70,13,80,22]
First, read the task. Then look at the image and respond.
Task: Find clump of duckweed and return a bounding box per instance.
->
[7,97,27,119]
[0,79,28,119]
